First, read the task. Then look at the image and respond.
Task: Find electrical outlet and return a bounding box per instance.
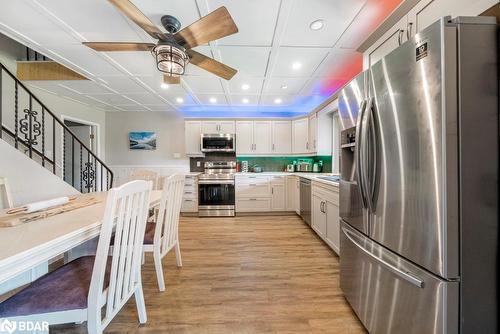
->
[196,161,201,167]
[173,152,181,158]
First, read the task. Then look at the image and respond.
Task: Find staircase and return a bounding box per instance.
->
[0,62,113,193]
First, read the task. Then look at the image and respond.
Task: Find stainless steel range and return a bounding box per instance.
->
[198,161,236,217]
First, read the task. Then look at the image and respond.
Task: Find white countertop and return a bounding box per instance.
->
[235,172,339,187]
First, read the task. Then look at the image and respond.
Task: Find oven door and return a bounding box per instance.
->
[201,134,235,152]
[198,180,235,210]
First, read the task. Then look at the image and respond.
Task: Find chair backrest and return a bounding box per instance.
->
[155,174,185,255]
[0,177,13,209]
[129,169,158,190]
[88,180,152,330]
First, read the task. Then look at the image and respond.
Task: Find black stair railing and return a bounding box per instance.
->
[0,62,113,192]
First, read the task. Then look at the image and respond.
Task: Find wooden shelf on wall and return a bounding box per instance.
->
[16,61,88,81]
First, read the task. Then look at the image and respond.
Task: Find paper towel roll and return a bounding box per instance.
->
[25,197,69,213]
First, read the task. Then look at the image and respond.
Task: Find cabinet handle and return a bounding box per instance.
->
[271,187,274,195]
[249,198,257,201]
[397,29,404,46]
[406,22,413,40]
[306,142,309,150]
[249,184,257,186]
[272,143,275,151]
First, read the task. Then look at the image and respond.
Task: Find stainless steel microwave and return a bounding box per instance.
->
[201,134,235,152]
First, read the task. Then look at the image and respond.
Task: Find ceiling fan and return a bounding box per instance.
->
[83,0,238,85]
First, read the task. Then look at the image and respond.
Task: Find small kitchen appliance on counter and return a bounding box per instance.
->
[296,158,313,172]
[286,164,295,172]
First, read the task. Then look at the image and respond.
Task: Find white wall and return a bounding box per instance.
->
[0,139,78,206]
[105,110,189,166]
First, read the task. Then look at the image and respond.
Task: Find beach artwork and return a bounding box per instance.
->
[129,131,156,150]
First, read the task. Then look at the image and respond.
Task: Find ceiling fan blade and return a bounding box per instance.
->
[163,75,181,84]
[174,6,238,49]
[187,50,237,80]
[83,42,155,52]
[108,0,166,40]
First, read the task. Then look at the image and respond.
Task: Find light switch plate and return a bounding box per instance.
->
[196,161,201,167]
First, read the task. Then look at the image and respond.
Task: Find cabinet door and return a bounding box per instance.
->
[272,121,292,154]
[271,184,286,211]
[235,121,254,155]
[286,176,296,211]
[219,121,235,134]
[253,121,272,154]
[308,114,317,153]
[367,15,408,68]
[312,194,326,238]
[326,200,340,255]
[201,121,219,134]
[294,177,300,214]
[292,118,309,154]
[185,121,202,155]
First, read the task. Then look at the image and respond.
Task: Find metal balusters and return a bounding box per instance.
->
[0,65,2,140]
[14,82,18,149]
[79,144,83,192]
[87,150,91,192]
[41,108,45,167]
[100,164,103,191]
[62,129,66,181]
[94,156,97,191]
[28,96,33,158]
[72,137,75,187]
[52,118,56,174]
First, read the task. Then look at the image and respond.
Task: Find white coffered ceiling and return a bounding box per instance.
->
[0,0,401,117]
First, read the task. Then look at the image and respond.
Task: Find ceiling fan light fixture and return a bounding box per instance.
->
[152,43,189,76]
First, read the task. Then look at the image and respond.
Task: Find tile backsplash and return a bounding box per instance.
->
[236,156,332,173]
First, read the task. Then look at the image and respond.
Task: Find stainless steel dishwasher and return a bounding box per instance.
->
[299,177,311,225]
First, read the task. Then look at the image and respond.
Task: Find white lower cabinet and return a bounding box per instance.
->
[181,175,198,213]
[311,182,340,254]
[285,176,296,211]
[235,174,293,213]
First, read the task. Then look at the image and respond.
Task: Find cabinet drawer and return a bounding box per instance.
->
[184,177,197,186]
[181,198,197,212]
[236,183,270,198]
[183,189,197,199]
[270,175,285,185]
[236,175,270,184]
[236,198,271,212]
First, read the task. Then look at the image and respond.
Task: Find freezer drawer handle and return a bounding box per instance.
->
[342,227,425,288]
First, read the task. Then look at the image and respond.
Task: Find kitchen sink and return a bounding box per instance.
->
[316,175,340,182]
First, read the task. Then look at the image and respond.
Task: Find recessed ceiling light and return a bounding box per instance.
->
[241,83,250,90]
[209,97,217,103]
[274,98,282,104]
[310,19,324,31]
[292,62,302,70]
[242,98,249,104]
[160,83,169,89]
[281,84,288,90]
[176,97,184,103]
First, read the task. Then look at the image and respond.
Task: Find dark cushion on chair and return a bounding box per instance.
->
[0,256,111,318]
[110,222,157,245]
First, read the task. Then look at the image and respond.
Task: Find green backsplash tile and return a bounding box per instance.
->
[237,155,332,172]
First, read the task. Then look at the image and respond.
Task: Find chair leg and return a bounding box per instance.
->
[87,317,102,334]
[174,242,182,267]
[134,284,148,324]
[142,251,146,265]
[153,250,165,291]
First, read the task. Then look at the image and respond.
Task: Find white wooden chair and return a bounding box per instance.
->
[129,169,158,190]
[0,180,153,334]
[0,177,13,209]
[143,174,185,291]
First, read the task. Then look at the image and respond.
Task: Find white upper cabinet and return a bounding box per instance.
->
[271,121,292,154]
[308,113,318,153]
[235,121,254,155]
[202,121,235,134]
[292,118,309,154]
[184,121,202,156]
[253,121,272,154]
[365,15,407,69]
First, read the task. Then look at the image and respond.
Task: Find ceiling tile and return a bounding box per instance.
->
[206,0,281,46]
[184,46,218,77]
[195,94,229,105]
[228,95,259,106]
[56,81,111,95]
[98,76,148,94]
[104,51,158,76]
[123,93,166,105]
[281,0,366,47]
[260,95,295,106]
[262,77,307,95]
[182,76,224,94]
[271,47,329,77]
[143,104,176,111]
[115,105,151,112]
[85,93,137,106]
[217,46,270,77]
[227,76,264,95]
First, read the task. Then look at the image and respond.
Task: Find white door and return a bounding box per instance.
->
[235,121,254,155]
[271,183,286,211]
[311,194,326,238]
[292,118,309,154]
[308,114,317,153]
[272,121,292,154]
[294,177,300,214]
[326,200,340,255]
[185,121,202,155]
[219,121,235,134]
[253,121,272,154]
[285,176,296,211]
[201,121,219,134]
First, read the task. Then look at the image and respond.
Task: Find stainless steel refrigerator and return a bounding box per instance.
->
[338,17,498,334]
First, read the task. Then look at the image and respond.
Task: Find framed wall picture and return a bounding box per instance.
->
[129,131,156,150]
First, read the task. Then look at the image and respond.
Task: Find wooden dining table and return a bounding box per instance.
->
[0,190,162,286]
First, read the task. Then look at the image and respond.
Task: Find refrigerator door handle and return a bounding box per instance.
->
[342,226,425,288]
[355,100,368,208]
[360,98,372,212]
[365,97,378,213]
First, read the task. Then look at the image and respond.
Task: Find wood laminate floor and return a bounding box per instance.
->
[52,215,366,334]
